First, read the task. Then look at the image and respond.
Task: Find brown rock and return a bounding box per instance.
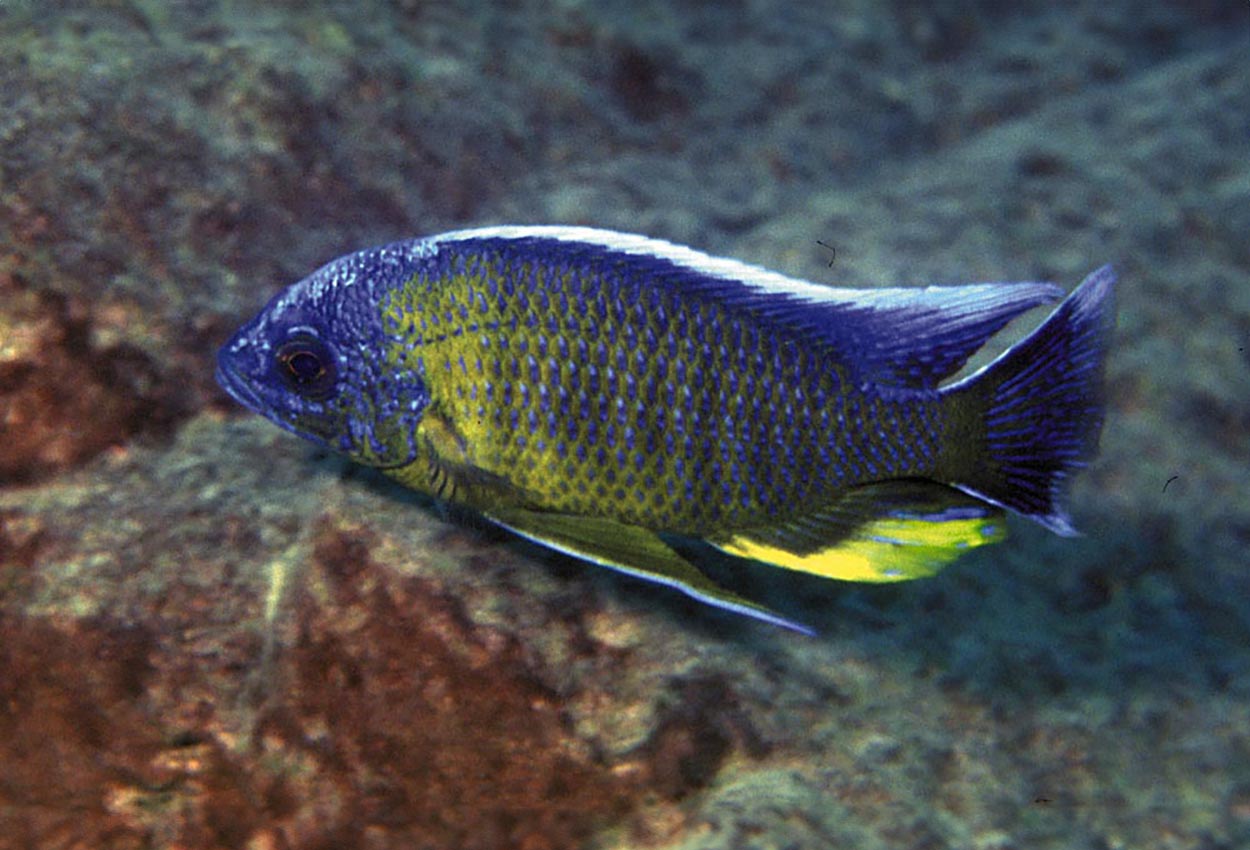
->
[0,271,166,482]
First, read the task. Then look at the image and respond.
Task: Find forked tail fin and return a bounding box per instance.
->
[941,266,1116,535]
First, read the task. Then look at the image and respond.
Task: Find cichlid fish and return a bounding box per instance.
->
[216,226,1115,634]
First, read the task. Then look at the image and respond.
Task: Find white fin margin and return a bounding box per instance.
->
[429,225,881,306]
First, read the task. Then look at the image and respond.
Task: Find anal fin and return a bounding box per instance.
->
[487,508,814,635]
[714,481,1006,583]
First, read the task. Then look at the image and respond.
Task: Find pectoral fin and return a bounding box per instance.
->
[713,481,1007,582]
[404,406,530,505]
[486,508,814,635]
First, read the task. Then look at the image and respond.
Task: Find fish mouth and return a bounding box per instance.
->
[215,354,264,414]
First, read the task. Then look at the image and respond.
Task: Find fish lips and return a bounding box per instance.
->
[215,343,265,415]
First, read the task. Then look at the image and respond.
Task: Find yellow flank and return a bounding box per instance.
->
[377,252,848,529]
[720,514,1006,582]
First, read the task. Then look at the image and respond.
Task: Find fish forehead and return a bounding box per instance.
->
[272,238,441,315]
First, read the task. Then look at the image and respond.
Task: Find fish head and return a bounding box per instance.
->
[216,243,434,469]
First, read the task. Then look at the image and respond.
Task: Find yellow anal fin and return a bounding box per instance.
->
[719,514,1005,582]
[486,508,814,635]
[714,481,1008,583]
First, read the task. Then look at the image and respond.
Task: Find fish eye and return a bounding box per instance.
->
[274,333,337,400]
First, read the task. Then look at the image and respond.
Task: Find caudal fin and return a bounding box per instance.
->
[942,266,1116,535]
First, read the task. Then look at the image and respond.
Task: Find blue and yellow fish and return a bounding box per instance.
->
[217,226,1115,633]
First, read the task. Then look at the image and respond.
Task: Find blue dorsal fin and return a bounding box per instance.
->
[790,281,1065,388]
[426,227,1064,389]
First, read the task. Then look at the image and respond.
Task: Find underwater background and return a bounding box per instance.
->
[1,1,1248,848]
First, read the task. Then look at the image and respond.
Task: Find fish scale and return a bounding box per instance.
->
[377,240,926,532]
[218,226,1114,632]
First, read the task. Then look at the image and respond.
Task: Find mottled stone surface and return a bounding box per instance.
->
[1,1,1248,848]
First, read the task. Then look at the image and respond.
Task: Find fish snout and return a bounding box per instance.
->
[215,344,265,413]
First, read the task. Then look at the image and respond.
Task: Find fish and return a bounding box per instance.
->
[216,226,1116,634]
